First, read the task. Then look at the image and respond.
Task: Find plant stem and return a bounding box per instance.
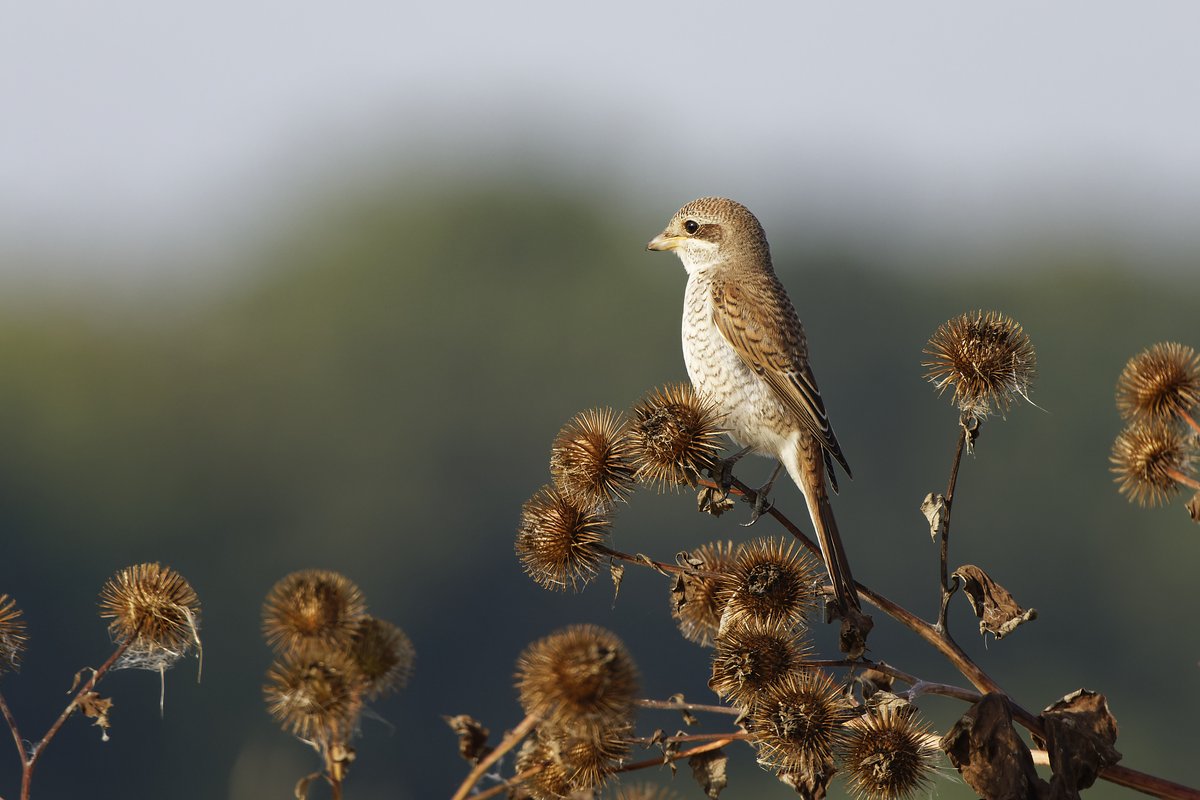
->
[0,692,27,767]
[635,698,739,716]
[626,732,749,746]
[1167,468,1200,492]
[450,712,537,800]
[1180,410,1200,437]
[613,737,735,774]
[21,639,130,800]
[938,419,973,632]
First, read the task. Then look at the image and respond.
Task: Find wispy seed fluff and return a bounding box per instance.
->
[718,538,820,633]
[516,485,611,591]
[98,563,201,669]
[264,644,364,744]
[1116,342,1200,423]
[262,569,367,654]
[550,407,637,508]
[516,625,639,733]
[841,707,939,800]
[747,669,852,773]
[671,541,737,647]
[0,594,27,675]
[709,622,810,707]
[923,310,1037,418]
[628,383,725,489]
[348,616,415,699]
[1111,419,1198,506]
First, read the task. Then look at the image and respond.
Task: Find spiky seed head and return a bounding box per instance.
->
[262,569,366,654]
[1116,342,1200,423]
[923,310,1037,418]
[614,784,682,800]
[719,538,820,633]
[550,408,637,508]
[516,485,611,591]
[0,595,27,675]
[98,563,201,668]
[671,541,737,647]
[348,616,414,698]
[709,622,810,706]
[516,625,639,732]
[516,724,629,800]
[842,706,939,800]
[628,383,725,489]
[1111,419,1197,506]
[747,669,852,773]
[264,644,364,743]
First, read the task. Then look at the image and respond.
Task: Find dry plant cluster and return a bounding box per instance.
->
[449,312,1200,800]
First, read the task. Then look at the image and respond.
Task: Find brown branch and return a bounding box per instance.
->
[0,692,27,768]
[450,712,538,800]
[635,698,740,716]
[468,766,542,800]
[626,732,749,746]
[613,737,736,774]
[1166,467,1200,492]
[937,418,975,632]
[1180,410,1200,437]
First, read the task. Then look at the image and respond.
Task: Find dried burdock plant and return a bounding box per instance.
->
[348,616,415,699]
[516,625,639,733]
[628,383,725,489]
[1116,342,1200,424]
[841,706,939,800]
[516,724,632,800]
[1110,419,1199,506]
[1,565,203,800]
[671,540,737,647]
[923,310,1037,418]
[261,570,414,799]
[516,485,611,591]
[0,595,27,676]
[709,621,810,707]
[264,645,364,745]
[550,407,637,508]
[99,562,201,671]
[747,669,852,774]
[262,569,367,653]
[718,537,820,634]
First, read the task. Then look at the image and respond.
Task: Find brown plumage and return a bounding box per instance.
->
[647,197,862,619]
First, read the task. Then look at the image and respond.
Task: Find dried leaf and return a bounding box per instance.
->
[859,668,895,703]
[866,690,914,718]
[668,692,699,726]
[77,691,113,741]
[920,493,949,541]
[942,693,1045,800]
[443,714,492,764]
[1187,491,1200,523]
[610,562,625,607]
[294,771,318,799]
[689,747,727,798]
[1033,689,1122,800]
[953,564,1038,639]
[777,757,836,800]
[697,486,736,517]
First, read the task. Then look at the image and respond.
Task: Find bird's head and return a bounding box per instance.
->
[647,196,770,274]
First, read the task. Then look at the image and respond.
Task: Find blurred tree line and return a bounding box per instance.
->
[0,174,1196,799]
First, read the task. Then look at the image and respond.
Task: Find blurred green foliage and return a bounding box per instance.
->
[0,176,1196,799]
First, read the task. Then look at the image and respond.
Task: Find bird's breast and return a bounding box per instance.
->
[681,273,794,457]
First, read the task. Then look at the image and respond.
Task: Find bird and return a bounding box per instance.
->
[646,197,868,641]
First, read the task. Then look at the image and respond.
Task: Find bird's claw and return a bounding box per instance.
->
[740,491,773,527]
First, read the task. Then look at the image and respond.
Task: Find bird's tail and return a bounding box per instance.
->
[790,438,861,614]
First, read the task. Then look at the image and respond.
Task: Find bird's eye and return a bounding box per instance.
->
[684,220,700,234]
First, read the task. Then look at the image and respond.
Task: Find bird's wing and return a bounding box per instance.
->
[710,275,852,478]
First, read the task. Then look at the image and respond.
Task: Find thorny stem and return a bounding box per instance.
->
[450,712,538,800]
[21,638,131,800]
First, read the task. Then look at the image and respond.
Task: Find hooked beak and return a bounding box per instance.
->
[647,232,682,252]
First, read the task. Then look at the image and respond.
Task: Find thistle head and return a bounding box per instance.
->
[923,310,1037,419]
[841,706,940,800]
[747,669,852,773]
[262,569,366,654]
[1116,342,1200,423]
[0,595,27,676]
[628,383,725,489]
[98,563,201,670]
[1111,419,1197,506]
[718,538,820,633]
[550,407,636,508]
[670,541,737,647]
[515,485,611,591]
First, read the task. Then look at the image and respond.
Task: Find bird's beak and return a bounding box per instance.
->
[647,232,682,251]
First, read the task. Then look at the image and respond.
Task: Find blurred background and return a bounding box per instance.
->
[1,2,1198,798]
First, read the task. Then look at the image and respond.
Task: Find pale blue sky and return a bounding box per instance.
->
[3,1,1199,274]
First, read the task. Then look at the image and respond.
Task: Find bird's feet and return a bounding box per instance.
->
[707,446,753,501]
[741,488,774,527]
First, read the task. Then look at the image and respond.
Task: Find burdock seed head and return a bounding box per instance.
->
[550,407,636,508]
[709,622,810,706]
[264,644,364,744]
[98,563,201,668]
[841,706,939,800]
[671,540,737,647]
[719,538,820,633]
[516,485,611,591]
[262,569,366,654]
[348,616,415,699]
[628,383,725,489]
[747,669,852,773]
[516,724,630,800]
[1116,342,1200,423]
[923,310,1036,418]
[1111,419,1197,506]
[0,595,27,675]
[516,625,639,732]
